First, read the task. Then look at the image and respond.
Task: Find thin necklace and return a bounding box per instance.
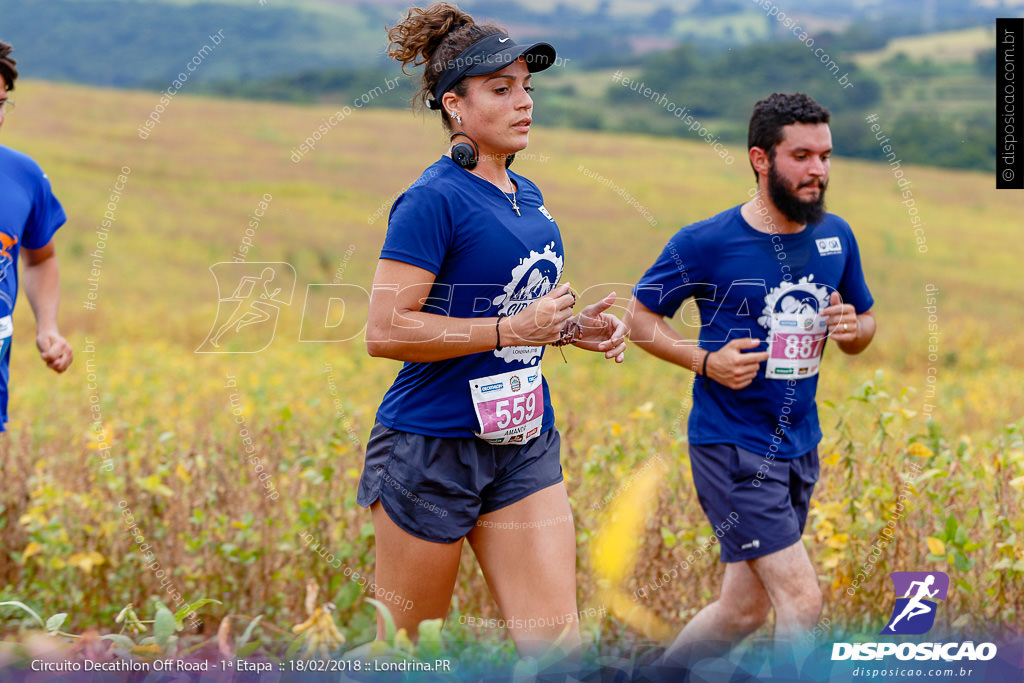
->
[505,187,521,217]
[474,170,520,217]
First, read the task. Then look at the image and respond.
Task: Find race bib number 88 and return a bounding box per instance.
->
[469,364,544,445]
[766,313,827,380]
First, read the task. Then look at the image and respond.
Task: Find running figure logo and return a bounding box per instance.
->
[882,571,949,635]
[196,263,296,353]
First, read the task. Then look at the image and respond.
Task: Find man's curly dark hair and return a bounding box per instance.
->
[747,93,830,179]
[0,40,18,91]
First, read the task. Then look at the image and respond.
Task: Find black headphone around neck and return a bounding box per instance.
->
[449,132,515,170]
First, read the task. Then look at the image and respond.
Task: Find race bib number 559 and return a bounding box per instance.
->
[766,312,827,380]
[469,364,544,445]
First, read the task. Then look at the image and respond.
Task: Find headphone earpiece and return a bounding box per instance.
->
[450,132,479,170]
[449,133,516,170]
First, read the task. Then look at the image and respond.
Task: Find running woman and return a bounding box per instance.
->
[625,93,876,665]
[0,41,73,432]
[359,2,626,656]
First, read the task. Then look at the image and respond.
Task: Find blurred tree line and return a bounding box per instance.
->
[0,0,996,172]
[588,42,995,172]
[205,36,994,173]
[0,0,394,86]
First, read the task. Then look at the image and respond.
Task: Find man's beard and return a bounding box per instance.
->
[768,161,828,226]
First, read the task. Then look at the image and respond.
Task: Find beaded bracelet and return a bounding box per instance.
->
[551,319,582,347]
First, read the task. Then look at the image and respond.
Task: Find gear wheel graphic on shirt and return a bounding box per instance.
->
[491,241,564,364]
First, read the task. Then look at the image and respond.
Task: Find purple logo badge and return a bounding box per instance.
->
[882,571,949,635]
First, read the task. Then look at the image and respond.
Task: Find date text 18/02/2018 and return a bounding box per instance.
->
[285,659,453,672]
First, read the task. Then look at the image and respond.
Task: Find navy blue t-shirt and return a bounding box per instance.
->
[0,145,67,428]
[633,204,874,458]
[375,156,564,438]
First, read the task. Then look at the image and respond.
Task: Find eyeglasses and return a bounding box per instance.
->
[0,99,15,113]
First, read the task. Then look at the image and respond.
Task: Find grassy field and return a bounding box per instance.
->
[852,27,994,68]
[0,79,1021,665]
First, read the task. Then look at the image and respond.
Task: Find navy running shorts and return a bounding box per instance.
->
[356,421,564,544]
[688,442,819,562]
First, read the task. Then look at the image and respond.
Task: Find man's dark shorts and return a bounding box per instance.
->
[688,442,819,562]
[357,421,564,544]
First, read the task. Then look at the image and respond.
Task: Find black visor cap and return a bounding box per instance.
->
[430,33,556,106]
